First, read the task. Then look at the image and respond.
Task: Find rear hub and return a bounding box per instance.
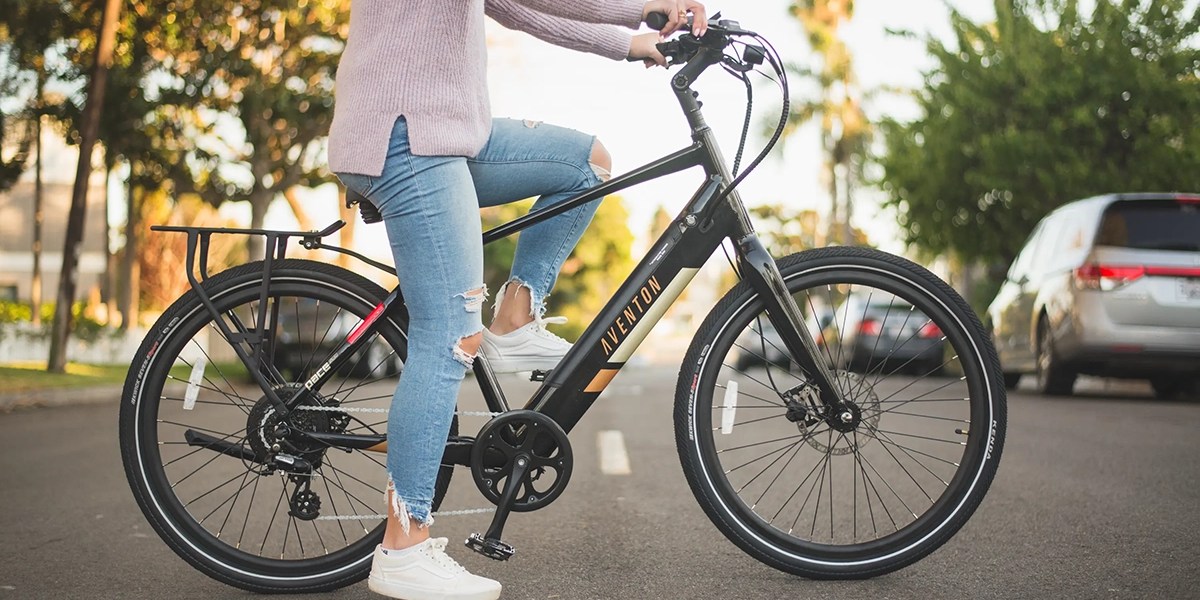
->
[246,383,350,467]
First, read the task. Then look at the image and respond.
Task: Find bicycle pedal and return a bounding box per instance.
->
[465,533,515,561]
[529,369,550,382]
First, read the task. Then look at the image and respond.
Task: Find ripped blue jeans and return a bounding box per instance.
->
[336,116,605,529]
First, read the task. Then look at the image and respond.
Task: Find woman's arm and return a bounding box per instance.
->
[485,0,636,61]
[501,0,645,30]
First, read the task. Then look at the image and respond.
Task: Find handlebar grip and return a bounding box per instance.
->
[646,11,670,30]
[646,11,694,32]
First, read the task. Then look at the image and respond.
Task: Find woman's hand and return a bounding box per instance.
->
[642,0,707,38]
[628,32,668,67]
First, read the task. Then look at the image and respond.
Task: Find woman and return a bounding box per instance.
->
[329,1,706,598]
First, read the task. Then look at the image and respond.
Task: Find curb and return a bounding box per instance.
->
[0,385,124,412]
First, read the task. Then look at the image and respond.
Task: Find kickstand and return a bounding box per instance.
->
[465,455,531,561]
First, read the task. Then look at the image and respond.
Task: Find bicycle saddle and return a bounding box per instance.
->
[345,188,383,224]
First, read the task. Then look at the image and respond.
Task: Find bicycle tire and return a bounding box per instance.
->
[119,259,455,593]
[675,247,1006,579]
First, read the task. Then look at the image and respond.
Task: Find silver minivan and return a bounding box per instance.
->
[987,193,1200,398]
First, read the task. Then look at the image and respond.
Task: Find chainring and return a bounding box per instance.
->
[470,410,573,513]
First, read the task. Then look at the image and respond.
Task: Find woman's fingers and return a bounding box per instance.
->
[661,1,684,37]
[688,2,707,36]
[644,0,707,38]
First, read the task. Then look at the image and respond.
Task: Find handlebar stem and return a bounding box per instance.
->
[671,47,724,137]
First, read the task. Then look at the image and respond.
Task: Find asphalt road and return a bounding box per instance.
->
[2,369,1198,600]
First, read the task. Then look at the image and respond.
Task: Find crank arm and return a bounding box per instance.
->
[467,454,532,561]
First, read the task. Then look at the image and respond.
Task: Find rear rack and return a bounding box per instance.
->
[150,220,394,419]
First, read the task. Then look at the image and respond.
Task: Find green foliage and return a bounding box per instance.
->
[0,0,83,189]
[0,300,107,341]
[879,0,1200,264]
[480,196,636,341]
[750,204,871,256]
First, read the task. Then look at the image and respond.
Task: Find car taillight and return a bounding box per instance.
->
[858,319,882,336]
[1174,193,1200,204]
[1073,264,1145,291]
[918,322,943,339]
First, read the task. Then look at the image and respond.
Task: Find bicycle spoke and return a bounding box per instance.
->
[237,470,262,551]
[770,444,830,525]
[712,412,787,431]
[714,383,786,408]
[203,470,254,527]
[260,481,288,554]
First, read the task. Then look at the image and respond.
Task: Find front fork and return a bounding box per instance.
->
[735,234,844,407]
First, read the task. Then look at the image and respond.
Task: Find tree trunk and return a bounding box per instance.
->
[31,91,44,327]
[48,0,122,372]
[247,189,272,260]
[118,182,140,331]
[843,162,855,247]
[282,186,314,231]
[826,157,840,246]
[102,162,117,321]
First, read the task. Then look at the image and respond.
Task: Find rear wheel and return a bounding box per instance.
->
[1035,321,1075,396]
[1151,376,1200,400]
[675,247,1005,579]
[1002,372,1022,390]
[119,260,455,593]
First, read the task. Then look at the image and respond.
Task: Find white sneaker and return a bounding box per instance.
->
[481,316,572,374]
[368,539,501,600]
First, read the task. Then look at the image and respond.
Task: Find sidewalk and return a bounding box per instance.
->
[0,384,124,412]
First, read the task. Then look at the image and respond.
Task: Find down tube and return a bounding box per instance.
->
[527,180,736,433]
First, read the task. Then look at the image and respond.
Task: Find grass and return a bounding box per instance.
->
[0,362,131,393]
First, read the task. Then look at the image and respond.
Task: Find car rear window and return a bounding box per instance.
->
[1095,199,1200,251]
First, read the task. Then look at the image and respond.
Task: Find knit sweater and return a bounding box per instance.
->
[328,0,646,176]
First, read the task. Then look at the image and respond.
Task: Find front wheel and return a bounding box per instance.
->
[674,247,1006,579]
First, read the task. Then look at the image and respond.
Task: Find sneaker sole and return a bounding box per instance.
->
[368,576,501,600]
[484,356,562,374]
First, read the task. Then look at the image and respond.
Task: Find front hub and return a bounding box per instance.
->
[826,401,862,433]
[783,370,882,455]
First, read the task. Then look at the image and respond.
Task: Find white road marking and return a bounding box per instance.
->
[597,430,632,475]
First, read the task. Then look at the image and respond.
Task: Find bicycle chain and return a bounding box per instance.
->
[293,405,502,418]
[292,405,503,518]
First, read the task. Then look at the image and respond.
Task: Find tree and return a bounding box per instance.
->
[783,0,871,246]
[168,0,348,259]
[480,197,636,341]
[879,0,1200,266]
[47,0,122,372]
[749,204,868,257]
[1,1,82,325]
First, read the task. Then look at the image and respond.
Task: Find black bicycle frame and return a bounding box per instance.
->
[165,42,844,458]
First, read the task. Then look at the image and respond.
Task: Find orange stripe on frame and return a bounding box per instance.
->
[585,368,620,393]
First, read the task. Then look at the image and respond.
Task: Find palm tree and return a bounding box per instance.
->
[785,0,870,246]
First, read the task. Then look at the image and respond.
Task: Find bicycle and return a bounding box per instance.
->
[119,12,1006,593]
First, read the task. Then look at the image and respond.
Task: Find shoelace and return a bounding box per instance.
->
[530,315,569,343]
[422,538,467,574]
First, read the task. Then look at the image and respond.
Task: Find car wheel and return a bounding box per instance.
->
[1151,376,1200,401]
[1002,372,1022,390]
[1036,320,1075,396]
